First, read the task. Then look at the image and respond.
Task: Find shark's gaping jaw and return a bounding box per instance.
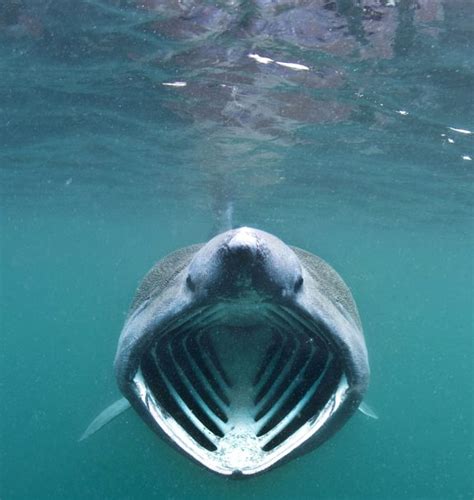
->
[128,300,350,476]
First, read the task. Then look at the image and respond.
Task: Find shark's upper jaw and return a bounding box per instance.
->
[129,301,350,476]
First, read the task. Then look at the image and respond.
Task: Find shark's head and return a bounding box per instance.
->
[115,227,369,477]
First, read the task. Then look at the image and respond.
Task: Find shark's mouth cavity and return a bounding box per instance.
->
[132,303,348,476]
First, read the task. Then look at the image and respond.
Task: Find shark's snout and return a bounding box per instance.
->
[226,227,259,259]
[187,227,303,301]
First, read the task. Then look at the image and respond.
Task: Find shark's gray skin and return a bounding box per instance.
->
[82,227,371,476]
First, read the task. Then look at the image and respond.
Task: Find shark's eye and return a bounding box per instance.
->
[186,275,195,291]
[294,275,303,292]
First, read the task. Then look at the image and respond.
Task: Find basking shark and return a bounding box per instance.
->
[81,227,374,476]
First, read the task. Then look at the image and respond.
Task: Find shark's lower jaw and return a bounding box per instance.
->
[132,303,349,476]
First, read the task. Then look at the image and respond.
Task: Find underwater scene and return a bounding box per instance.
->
[1,1,473,499]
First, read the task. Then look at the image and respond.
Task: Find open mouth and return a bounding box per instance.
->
[132,302,349,476]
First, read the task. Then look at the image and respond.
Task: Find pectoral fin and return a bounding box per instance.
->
[358,401,379,420]
[79,397,131,442]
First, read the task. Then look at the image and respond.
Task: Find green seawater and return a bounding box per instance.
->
[1,2,473,499]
